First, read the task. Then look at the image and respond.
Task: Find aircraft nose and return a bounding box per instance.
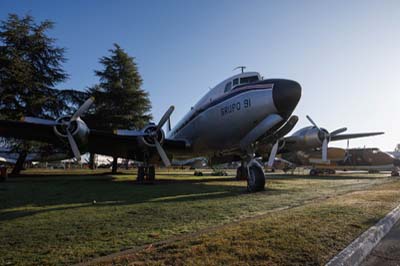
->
[272,79,302,117]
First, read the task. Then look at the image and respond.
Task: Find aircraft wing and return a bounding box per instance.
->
[0,119,189,161]
[330,132,384,141]
[0,120,63,145]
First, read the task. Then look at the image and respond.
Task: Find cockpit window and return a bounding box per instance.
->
[224,82,232,93]
[240,76,259,84]
[232,78,239,86]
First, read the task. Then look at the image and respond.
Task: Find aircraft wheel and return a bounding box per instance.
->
[236,166,248,180]
[309,169,318,176]
[391,170,399,177]
[137,167,145,183]
[247,165,265,192]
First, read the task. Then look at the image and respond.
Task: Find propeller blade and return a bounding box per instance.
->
[330,127,347,136]
[306,115,320,130]
[66,130,81,161]
[330,132,384,141]
[71,97,95,121]
[156,106,175,132]
[22,117,58,126]
[322,138,328,161]
[154,139,171,167]
[268,141,279,167]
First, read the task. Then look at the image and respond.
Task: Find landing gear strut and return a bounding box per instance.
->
[236,164,248,180]
[137,165,155,184]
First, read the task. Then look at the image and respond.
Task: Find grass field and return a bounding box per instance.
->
[0,169,399,265]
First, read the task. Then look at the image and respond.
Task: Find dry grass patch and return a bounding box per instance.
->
[97,181,400,266]
[0,170,396,266]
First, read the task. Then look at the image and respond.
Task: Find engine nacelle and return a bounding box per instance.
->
[53,116,90,147]
[288,127,328,149]
[140,123,165,147]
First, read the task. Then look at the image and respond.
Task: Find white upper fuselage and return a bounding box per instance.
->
[166,72,301,156]
[168,72,262,137]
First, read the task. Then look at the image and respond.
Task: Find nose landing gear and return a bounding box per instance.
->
[236,158,266,192]
[246,160,265,192]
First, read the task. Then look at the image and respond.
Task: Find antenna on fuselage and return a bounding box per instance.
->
[233,66,246,73]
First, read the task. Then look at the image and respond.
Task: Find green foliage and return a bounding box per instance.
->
[87,44,152,130]
[0,14,70,156]
[0,13,67,120]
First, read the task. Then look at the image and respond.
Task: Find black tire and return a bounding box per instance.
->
[137,167,145,183]
[310,169,317,176]
[247,165,265,192]
[391,171,399,177]
[148,166,155,182]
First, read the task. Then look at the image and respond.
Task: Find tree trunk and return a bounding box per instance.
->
[112,157,118,174]
[89,153,96,170]
[11,151,28,176]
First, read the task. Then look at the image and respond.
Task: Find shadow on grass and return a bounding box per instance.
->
[0,173,289,221]
[8,171,131,179]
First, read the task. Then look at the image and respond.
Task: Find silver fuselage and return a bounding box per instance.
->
[169,86,275,154]
[167,73,301,158]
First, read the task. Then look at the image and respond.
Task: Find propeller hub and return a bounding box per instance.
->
[141,124,165,147]
[317,128,330,143]
[54,116,78,137]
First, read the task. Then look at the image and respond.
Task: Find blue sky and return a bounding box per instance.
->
[1,0,400,151]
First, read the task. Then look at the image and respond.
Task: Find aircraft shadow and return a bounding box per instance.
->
[0,175,288,221]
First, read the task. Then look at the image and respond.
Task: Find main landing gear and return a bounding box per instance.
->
[137,165,155,184]
[236,160,266,192]
[236,164,248,180]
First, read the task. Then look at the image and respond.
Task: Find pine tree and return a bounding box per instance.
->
[88,44,152,173]
[0,14,67,175]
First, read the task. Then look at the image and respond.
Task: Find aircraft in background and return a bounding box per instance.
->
[172,157,207,169]
[0,70,302,192]
[257,115,384,166]
[268,157,296,173]
[0,148,69,165]
[281,147,400,176]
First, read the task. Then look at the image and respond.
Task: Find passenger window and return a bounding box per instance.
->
[224,82,232,93]
[232,78,238,86]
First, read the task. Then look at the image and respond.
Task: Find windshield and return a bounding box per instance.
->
[240,76,259,84]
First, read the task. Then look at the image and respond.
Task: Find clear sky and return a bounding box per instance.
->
[1,0,400,151]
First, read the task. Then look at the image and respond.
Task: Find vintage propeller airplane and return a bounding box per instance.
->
[0,70,301,192]
[261,116,385,175]
[278,147,400,177]
[275,116,384,162]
